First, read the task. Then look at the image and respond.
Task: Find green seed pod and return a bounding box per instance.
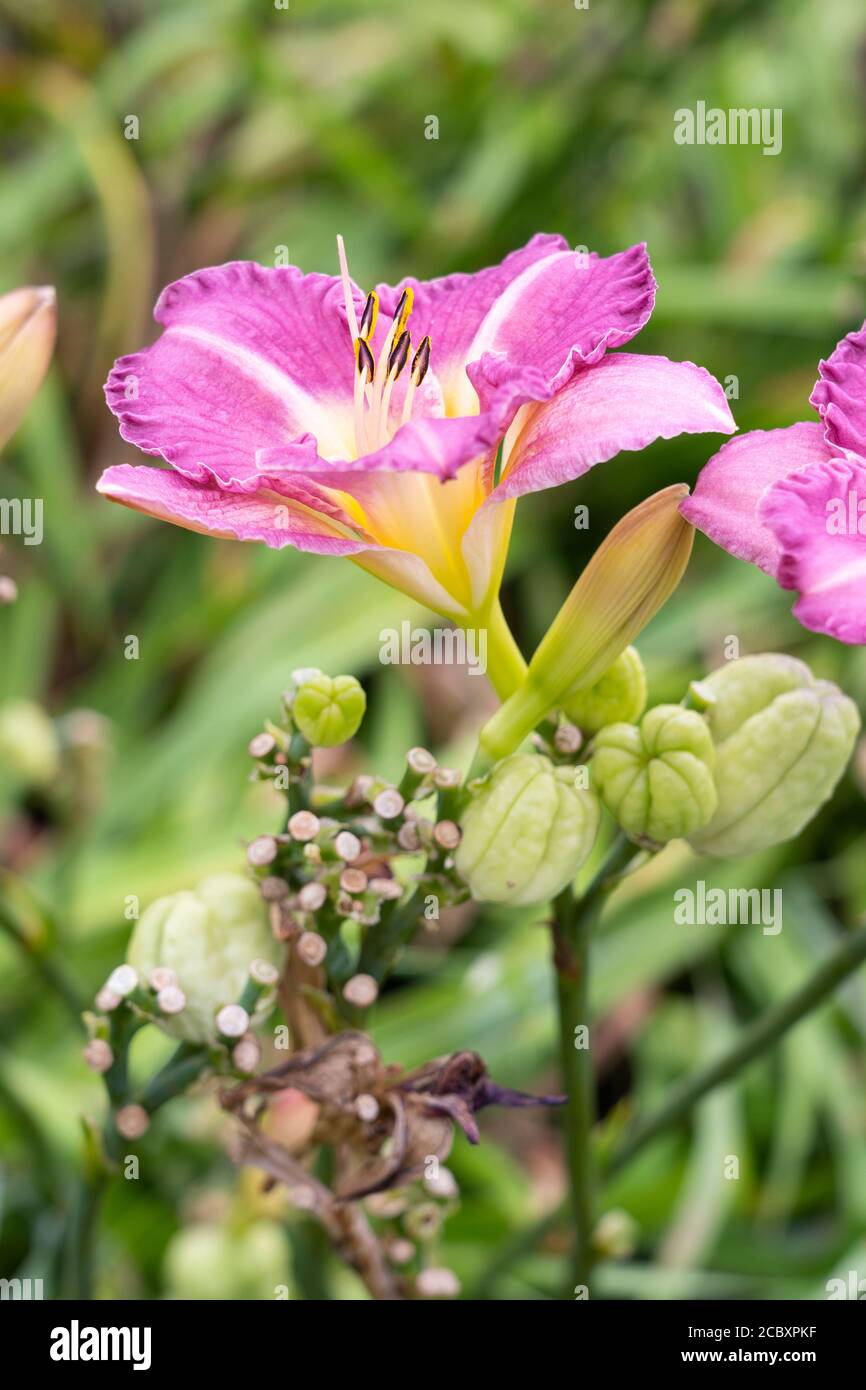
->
[592,705,717,843]
[292,673,366,746]
[560,646,647,734]
[127,873,282,1043]
[455,753,600,906]
[688,654,860,858]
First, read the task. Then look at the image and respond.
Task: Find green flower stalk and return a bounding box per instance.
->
[592,705,717,843]
[560,646,647,734]
[456,753,599,905]
[291,672,366,747]
[127,873,282,1043]
[479,486,694,762]
[688,654,860,857]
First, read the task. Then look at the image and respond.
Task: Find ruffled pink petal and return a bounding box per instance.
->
[681,422,832,577]
[105,262,363,486]
[810,322,866,463]
[376,236,656,416]
[758,454,866,643]
[489,354,735,503]
[96,464,368,555]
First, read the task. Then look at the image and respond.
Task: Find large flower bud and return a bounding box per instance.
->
[560,646,647,734]
[592,705,717,843]
[292,672,366,746]
[127,873,282,1042]
[0,286,56,448]
[688,654,859,858]
[455,753,599,906]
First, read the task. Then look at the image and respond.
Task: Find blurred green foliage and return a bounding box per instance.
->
[1,0,865,1300]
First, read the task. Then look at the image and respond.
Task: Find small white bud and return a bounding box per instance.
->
[373,788,404,820]
[95,986,122,1012]
[216,1004,250,1038]
[157,985,186,1015]
[355,1093,380,1122]
[343,973,378,1008]
[334,830,362,862]
[106,964,138,997]
[148,966,177,991]
[115,1104,150,1139]
[83,1039,113,1073]
[250,958,280,986]
[416,1266,460,1298]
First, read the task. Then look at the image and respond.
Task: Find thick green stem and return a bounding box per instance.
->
[553,834,638,1296]
[608,921,866,1176]
[555,907,595,1294]
[484,914,866,1297]
[480,596,528,702]
[357,887,426,984]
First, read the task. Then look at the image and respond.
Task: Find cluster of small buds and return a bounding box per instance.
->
[365,1163,461,1294]
[241,731,474,1006]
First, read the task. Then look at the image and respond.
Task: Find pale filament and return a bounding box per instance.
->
[336,235,430,458]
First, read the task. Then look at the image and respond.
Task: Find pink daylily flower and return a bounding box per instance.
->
[98,234,735,624]
[683,322,866,644]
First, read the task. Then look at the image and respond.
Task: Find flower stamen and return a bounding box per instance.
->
[401,335,431,426]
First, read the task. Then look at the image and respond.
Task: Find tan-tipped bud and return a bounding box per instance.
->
[95,986,122,1012]
[247,835,278,867]
[373,788,404,820]
[339,867,368,894]
[288,810,321,842]
[368,876,403,900]
[334,830,362,862]
[387,1238,416,1266]
[397,821,421,852]
[343,973,378,1008]
[83,1039,113,1073]
[481,486,694,761]
[260,876,289,902]
[433,820,461,850]
[115,1104,150,1140]
[432,766,461,790]
[247,731,276,759]
[297,880,327,912]
[424,1165,459,1199]
[407,746,437,775]
[297,931,327,966]
[232,1035,262,1074]
[249,958,280,986]
[0,286,56,449]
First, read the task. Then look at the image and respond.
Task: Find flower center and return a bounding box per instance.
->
[337,235,431,458]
